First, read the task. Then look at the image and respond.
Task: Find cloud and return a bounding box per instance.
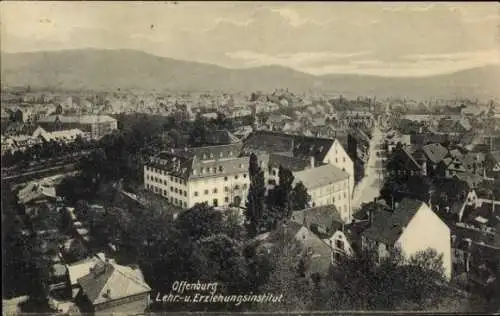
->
[226,50,372,68]
[2,2,499,77]
[270,8,308,27]
[226,49,500,77]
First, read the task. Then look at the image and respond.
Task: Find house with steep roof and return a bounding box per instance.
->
[74,255,151,314]
[254,221,334,279]
[243,130,354,195]
[293,164,352,222]
[432,178,478,222]
[485,151,500,180]
[386,146,425,178]
[360,198,452,279]
[291,205,354,264]
[412,143,449,176]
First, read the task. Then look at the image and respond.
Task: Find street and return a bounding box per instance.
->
[351,124,386,212]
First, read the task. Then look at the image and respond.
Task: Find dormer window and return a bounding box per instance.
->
[210,153,214,158]
[219,152,223,157]
[203,154,207,159]
[229,151,233,156]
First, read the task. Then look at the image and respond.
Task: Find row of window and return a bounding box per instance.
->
[193,184,248,197]
[146,173,187,186]
[145,167,187,185]
[199,150,235,160]
[147,185,188,208]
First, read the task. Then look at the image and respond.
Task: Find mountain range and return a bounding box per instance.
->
[2,49,499,100]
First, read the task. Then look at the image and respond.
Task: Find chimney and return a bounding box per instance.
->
[310,156,315,168]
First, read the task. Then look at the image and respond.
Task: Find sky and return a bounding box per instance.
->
[1,1,499,77]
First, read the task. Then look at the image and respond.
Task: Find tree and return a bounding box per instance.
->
[290,181,311,211]
[256,232,314,312]
[318,247,451,311]
[267,166,295,220]
[246,153,266,236]
[175,203,225,241]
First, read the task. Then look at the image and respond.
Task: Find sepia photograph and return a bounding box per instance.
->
[1,1,499,315]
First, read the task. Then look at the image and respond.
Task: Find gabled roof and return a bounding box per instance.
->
[422,143,449,164]
[386,147,422,171]
[77,260,151,305]
[293,164,349,190]
[362,198,425,245]
[291,205,344,235]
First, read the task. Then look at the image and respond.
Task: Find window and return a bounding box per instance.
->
[243,184,248,189]
[213,188,218,194]
[213,198,218,207]
[219,166,223,172]
[170,176,173,181]
[335,158,338,163]
[174,178,178,183]
[170,186,174,192]
[224,186,229,192]
[175,188,178,193]
[204,189,209,195]
[163,190,167,195]
[184,191,187,197]
[334,252,341,263]
[239,164,243,168]
[235,185,240,190]
[224,176,228,181]
[336,239,344,249]
[224,197,229,203]
[174,198,178,205]
[163,180,167,185]
[272,170,277,176]
[183,202,187,208]
[343,157,346,162]
[235,175,239,180]
[194,191,199,197]
[243,173,247,178]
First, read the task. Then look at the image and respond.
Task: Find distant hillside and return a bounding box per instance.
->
[1,49,499,99]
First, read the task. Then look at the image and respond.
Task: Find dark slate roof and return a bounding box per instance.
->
[269,152,325,172]
[204,129,241,145]
[291,205,344,235]
[433,178,471,203]
[386,147,422,171]
[148,143,248,180]
[410,133,448,146]
[422,143,449,164]
[453,172,483,188]
[362,198,424,245]
[243,130,335,163]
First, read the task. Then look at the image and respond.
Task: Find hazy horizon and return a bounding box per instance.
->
[1,2,499,78]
